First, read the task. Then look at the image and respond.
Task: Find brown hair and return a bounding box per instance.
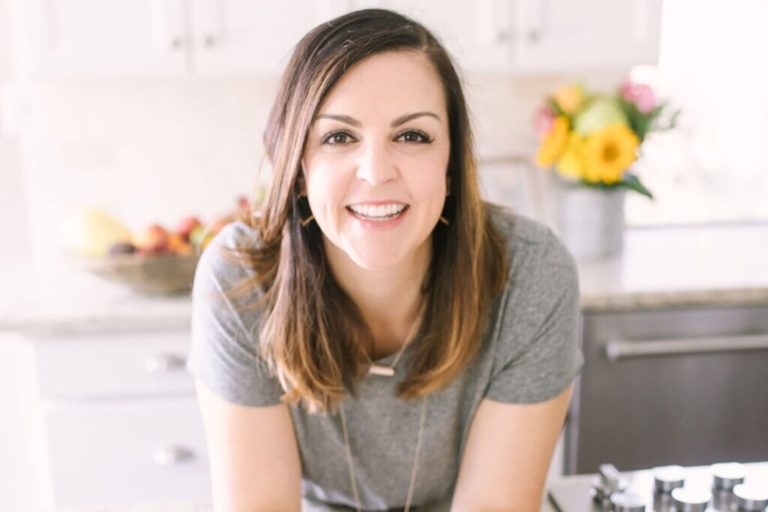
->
[223,8,508,413]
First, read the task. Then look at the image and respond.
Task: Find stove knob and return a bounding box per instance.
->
[610,491,646,512]
[671,487,712,512]
[733,483,768,511]
[712,462,746,491]
[653,465,686,494]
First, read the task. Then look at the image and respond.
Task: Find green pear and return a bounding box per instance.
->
[61,207,133,257]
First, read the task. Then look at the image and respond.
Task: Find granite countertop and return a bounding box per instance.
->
[45,462,768,512]
[2,222,768,334]
[577,222,768,313]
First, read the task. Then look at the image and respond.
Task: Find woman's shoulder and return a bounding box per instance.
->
[481,205,583,405]
[192,219,264,308]
[485,203,575,273]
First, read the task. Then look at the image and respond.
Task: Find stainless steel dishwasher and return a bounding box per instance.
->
[565,304,768,474]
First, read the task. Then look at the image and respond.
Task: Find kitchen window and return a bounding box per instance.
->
[625,0,768,226]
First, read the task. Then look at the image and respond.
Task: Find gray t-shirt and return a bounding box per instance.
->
[186,206,583,511]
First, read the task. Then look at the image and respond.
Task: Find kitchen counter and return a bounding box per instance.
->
[2,222,768,334]
[45,462,768,512]
[578,222,768,313]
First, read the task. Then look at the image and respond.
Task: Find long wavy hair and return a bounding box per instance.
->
[221,8,508,413]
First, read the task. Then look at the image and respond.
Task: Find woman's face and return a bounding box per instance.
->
[302,51,451,271]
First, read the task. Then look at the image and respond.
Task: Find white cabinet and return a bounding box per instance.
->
[189,0,350,75]
[10,0,348,78]
[12,0,189,77]
[10,0,662,78]
[27,329,209,508]
[354,0,515,74]
[354,0,661,73]
[513,0,663,73]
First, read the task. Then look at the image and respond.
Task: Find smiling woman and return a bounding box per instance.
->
[186,8,583,512]
[302,51,450,274]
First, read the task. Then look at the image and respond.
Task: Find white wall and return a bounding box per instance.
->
[14,71,625,281]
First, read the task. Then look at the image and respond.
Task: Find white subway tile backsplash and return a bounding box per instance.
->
[13,71,627,280]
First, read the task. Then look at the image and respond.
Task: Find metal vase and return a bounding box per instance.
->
[555,181,626,261]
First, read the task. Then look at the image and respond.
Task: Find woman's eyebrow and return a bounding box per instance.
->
[315,114,361,127]
[313,111,441,127]
[391,111,440,126]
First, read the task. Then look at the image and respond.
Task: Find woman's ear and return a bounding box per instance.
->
[446,175,452,196]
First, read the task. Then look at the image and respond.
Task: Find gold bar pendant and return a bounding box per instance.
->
[368,365,395,377]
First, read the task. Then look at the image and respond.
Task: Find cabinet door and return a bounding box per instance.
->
[30,330,194,401]
[190,0,351,75]
[514,0,662,72]
[11,0,188,78]
[44,397,209,507]
[353,0,515,73]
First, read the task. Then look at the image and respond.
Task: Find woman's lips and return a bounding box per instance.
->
[345,204,409,229]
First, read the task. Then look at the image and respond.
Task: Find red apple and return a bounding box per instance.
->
[176,215,202,243]
[134,224,169,252]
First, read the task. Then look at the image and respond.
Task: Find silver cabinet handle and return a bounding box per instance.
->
[144,353,186,373]
[605,334,768,361]
[169,36,185,49]
[152,446,195,467]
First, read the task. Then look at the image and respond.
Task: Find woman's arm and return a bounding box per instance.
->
[195,379,302,512]
[450,384,574,512]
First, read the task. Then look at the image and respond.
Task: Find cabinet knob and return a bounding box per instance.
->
[169,36,184,49]
[203,34,216,47]
[495,30,512,43]
[526,29,541,42]
[152,446,195,467]
[144,353,186,374]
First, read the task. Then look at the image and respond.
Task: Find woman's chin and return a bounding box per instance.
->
[347,251,406,271]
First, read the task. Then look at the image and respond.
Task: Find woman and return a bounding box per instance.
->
[187,8,583,512]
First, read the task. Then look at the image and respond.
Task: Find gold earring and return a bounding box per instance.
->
[301,213,315,227]
[298,194,314,227]
[439,216,450,226]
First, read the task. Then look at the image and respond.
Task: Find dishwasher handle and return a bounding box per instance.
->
[605,334,768,362]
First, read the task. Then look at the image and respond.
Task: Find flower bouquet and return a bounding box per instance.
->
[533,80,678,199]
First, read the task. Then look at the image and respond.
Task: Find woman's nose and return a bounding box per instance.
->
[355,142,397,185]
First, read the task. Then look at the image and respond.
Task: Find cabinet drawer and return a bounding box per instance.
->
[31,330,194,400]
[43,397,210,507]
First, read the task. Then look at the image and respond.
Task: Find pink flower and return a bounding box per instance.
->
[533,104,556,138]
[620,81,656,113]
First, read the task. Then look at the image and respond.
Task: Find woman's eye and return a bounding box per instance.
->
[322,131,355,145]
[397,130,433,144]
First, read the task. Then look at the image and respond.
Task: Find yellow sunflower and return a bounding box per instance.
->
[582,123,639,184]
[535,116,570,168]
[555,132,586,180]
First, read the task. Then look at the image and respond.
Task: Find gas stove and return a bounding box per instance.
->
[547,462,768,512]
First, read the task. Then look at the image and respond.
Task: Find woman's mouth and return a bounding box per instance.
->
[346,203,409,221]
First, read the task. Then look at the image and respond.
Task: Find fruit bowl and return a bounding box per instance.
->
[77,251,200,296]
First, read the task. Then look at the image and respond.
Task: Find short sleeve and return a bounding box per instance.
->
[485,226,583,404]
[185,222,284,407]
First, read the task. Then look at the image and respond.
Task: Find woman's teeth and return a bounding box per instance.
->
[347,203,407,220]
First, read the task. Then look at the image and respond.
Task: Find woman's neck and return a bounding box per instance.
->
[323,238,430,351]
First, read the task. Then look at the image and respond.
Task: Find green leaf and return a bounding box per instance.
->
[619,174,654,199]
[575,174,654,199]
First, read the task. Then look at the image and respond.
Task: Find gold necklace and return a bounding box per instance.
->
[339,396,427,512]
[341,305,427,511]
